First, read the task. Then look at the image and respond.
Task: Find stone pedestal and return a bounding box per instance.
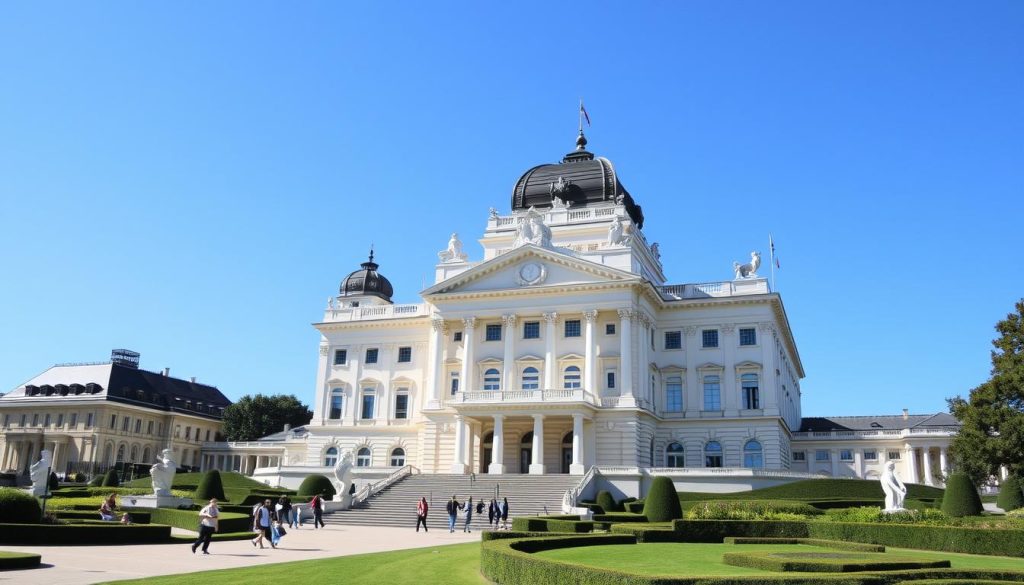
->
[122,494,194,509]
[27,486,48,497]
[488,463,506,474]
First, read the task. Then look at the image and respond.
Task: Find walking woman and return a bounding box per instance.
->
[500,497,510,530]
[487,498,497,528]
[463,496,474,532]
[416,497,428,532]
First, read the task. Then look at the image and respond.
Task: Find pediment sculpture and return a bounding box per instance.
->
[512,207,553,250]
[438,232,468,263]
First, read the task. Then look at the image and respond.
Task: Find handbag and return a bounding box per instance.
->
[276,524,287,536]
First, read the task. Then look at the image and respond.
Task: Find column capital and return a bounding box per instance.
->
[543,312,558,324]
[583,310,598,322]
[721,324,736,334]
[572,412,584,422]
[492,413,505,422]
[684,325,698,336]
[757,321,775,333]
[462,317,477,329]
[431,318,448,333]
[502,314,517,327]
[319,345,329,356]
[617,308,634,321]
[532,413,546,421]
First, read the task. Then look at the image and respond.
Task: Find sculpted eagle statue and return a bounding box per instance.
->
[733,251,761,279]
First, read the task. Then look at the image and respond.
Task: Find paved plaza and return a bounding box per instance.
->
[0,524,480,585]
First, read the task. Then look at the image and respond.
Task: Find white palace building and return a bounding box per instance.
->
[201,132,958,496]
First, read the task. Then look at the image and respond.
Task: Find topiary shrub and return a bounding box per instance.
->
[88,475,104,487]
[997,475,1024,512]
[595,490,617,513]
[71,472,86,483]
[48,472,59,492]
[0,488,42,523]
[941,472,983,517]
[296,474,335,500]
[102,469,120,487]
[195,470,227,502]
[643,476,682,522]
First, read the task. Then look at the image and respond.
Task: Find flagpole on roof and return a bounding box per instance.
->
[769,233,776,292]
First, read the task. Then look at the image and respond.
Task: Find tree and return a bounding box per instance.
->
[222,394,313,442]
[948,300,1024,484]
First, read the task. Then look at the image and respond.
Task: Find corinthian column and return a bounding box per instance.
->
[428,318,446,407]
[618,309,634,406]
[459,317,476,393]
[584,310,598,394]
[543,312,557,389]
[502,314,517,391]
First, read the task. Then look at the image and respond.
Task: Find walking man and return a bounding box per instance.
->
[312,492,325,529]
[191,498,219,554]
[446,495,459,533]
[463,496,474,532]
[416,496,428,532]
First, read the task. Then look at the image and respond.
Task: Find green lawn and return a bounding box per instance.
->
[100,542,486,585]
[535,542,1024,576]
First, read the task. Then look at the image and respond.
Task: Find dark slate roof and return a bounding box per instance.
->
[339,252,394,302]
[511,135,644,228]
[798,412,960,432]
[105,364,232,420]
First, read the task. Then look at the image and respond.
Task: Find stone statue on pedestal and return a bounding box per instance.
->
[881,460,908,512]
[607,216,625,246]
[513,207,553,249]
[438,232,468,263]
[733,251,761,279]
[150,449,177,496]
[333,450,355,508]
[29,449,52,496]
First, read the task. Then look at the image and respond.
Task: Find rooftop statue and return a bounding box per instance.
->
[881,460,908,513]
[733,251,761,279]
[29,449,52,496]
[513,207,553,249]
[150,448,177,496]
[438,232,468,263]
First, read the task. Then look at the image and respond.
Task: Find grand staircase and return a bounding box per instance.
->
[323,473,580,530]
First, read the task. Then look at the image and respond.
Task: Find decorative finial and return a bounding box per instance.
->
[577,99,591,150]
[369,245,375,264]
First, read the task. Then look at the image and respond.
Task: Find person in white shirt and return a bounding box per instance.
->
[192,498,219,554]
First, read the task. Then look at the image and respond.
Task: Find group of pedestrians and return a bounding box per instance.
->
[438,495,509,533]
[192,492,328,555]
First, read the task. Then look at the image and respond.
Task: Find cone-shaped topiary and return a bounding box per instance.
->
[596,490,617,513]
[941,472,983,517]
[0,488,42,523]
[195,469,227,501]
[48,472,59,492]
[297,473,336,500]
[88,475,104,487]
[102,469,120,487]
[642,476,683,522]
[997,475,1024,512]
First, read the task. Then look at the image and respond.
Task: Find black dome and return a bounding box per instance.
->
[511,132,644,229]
[340,252,394,302]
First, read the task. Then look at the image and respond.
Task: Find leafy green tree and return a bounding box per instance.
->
[948,300,1024,484]
[222,394,313,441]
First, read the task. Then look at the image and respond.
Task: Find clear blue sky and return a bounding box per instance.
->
[1,2,1021,417]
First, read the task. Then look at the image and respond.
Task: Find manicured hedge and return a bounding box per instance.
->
[296,474,335,500]
[676,478,946,503]
[510,517,595,533]
[686,499,823,519]
[102,469,120,487]
[133,507,251,533]
[940,473,983,517]
[195,470,227,502]
[670,519,812,542]
[0,523,171,545]
[57,510,152,524]
[644,476,683,522]
[0,551,42,570]
[807,521,1024,558]
[722,551,950,573]
[0,488,41,523]
[625,499,645,514]
[998,475,1024,512]
[596,490,618,513]
[723,537,885,552]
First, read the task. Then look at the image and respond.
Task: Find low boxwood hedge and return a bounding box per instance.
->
[722,551,950,573]
[807,521,1024,558]
[510,517,595,533]
[0,523,171,545]
[723,537,885,552]
[57,510,152,524]
[0,551,42,570]
[130,507,251,533]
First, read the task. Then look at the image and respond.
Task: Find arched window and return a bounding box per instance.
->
[703,375,721,411]
[521,367,539,390]
[484,368,501,391]
[666,442,685,468]
[665,376,683,412]
[564,365,581,389]
[390,448,406,467]
[324,447,338,467]
[116,444,126,462]
[741,374,760,410]
[704,441,723,468]
[103,444,113,465]
[129,445,139,462]
[356,447,371,467]
[329,388,344,420]
[142,446,151,463]
[743,439,763,468]
[521,432,533,445]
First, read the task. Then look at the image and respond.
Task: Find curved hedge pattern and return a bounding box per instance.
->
[721,551,950,573]
[0,551,42,570]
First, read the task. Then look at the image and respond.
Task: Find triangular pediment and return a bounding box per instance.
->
[422,245,639,296]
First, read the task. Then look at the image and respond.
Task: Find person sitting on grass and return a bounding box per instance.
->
[99,494,117,521]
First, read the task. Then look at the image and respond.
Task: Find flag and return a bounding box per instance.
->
[769,234,780,269]
[580,100,591,126]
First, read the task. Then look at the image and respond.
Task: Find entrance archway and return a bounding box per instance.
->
[561,431,573,474]
[520,432,532,474]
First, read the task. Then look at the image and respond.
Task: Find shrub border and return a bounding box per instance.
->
[0,523,171,545]
[0,551,42,570]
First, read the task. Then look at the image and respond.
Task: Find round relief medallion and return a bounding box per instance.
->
[517,262,547,286]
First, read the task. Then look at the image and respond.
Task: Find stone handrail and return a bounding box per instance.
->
[448,388,599,406]
[323,303,426,323]
[351,465,418,507]
[659,279,769,300]
[561,465,599,514]
[791,428,958,440]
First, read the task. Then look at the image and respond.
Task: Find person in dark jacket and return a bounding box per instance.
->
[488,498,497,528]
[311,492,325,529]
[463,496,474,532]
[500,497,510,530]
[446,495,460,533]
[416,497,428,532]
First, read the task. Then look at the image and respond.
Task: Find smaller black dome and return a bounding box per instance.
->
[340,252,394,302]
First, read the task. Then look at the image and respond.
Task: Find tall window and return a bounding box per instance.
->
[485,323,502,341]
[334,349,347,365]
[116,444,126,462]
[703,375,721,411]
[564,366,581,389]
[702,329,719,348]
[665,376,683,412]
[86,413,93,428]
[664,331,682,350]
[483,368,501,391]
[134,419,142,433]
[666,442,685,467]
[390,448,406,467]
[44,414,51,427]
[741,373,760,409]
[397,347,412,363]
[324,447,338,467]
[70,413,78,428]
[704,441,723,467]
[356,447,371,467]
[361,388,376,419]
[739,328,757,346]
[2,414,7,428]
[394,392,409,419]
[110,414,117,429]
[450,372,460,395]
[564,319,581,337]
[365,348,379,364]
[329,388,344,419]
[122,417,131,432]
[522,367,539,390]
[523,321,540,339]
[743,440,764,468]
[606,371,616,389]
[146,420,153,435]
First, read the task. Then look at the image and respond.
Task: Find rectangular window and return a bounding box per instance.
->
[864,450,878,461]
[205,429,211,441]
[523,321,540,339]
[564,319,581,337]
[110,414,117,429]
[485,323,502,341]
[134,419,142,434]
[333,349,347,365]
[887,451,901,460]
[85,413,93,428]
[449,373,460,395]
[365,348,379,364]
[175,425,181,438]
[665,377,683,412]
[329,392,344,419]
[815,450,830,461]
[185,425,191,439]
[397,346,412,363]
[702,329,719,348]
[361,390,376,419]
[70,413,78,427]
[792,451,806,461]
[395,394,409,419]
[195,427,201,441]
[453,331,463,342]
[122,417,130,431]
[741,374,760,409]
[702,375,721,411]
[840,449,853,461]
[44,413,51,426]
[147,420,154,435]
[664,331,682,350]
[606,371,616,389]
[605,323,616,335]
[19,414,26,427]
[2,414,8,427]
[739,328,757,346]
[56,413,64,427]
